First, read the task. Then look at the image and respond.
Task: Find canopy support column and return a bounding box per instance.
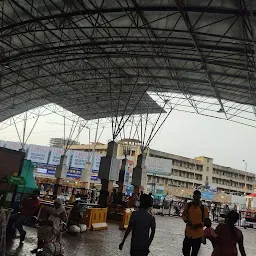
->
[132,153,147,194]
[54,154,68,197]
[98,141,118,207]
[117,157,128,202]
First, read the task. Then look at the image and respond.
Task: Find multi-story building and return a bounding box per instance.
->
[148,150,255,196]
[49,137,80,148]
[69,142,107,154]
[70,139,142,163]
[70,139,255,195]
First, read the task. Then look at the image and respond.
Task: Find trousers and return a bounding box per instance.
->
[9,213,27,234]
[182,236,202,256]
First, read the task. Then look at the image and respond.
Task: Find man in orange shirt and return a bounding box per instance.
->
[182,190,209,256]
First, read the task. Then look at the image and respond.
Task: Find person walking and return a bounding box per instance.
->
[119,194,156,256]
[31,198,67,254]
[8,190,40,243]
[212,210,246,256]
[223,204,230,219]
[149,193,154,214]
[211,202,216,221]
[182,190,209,256]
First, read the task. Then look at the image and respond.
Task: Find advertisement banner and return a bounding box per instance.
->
[91,153,103,172]
[124,169,130,186]
[27,144,50,165]
[201,191,215,201]
[117,156,135,184]
[5,141,23,151]
[0,140,5,148]
[145,156,172,176]
[67,170,81,178]
[70,150,89,170]
[91,174,99,181]
[109,158,121,181]
[48,148,65,166]
[35,168,82,179]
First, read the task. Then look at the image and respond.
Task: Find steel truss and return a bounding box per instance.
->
[0,0,256,134]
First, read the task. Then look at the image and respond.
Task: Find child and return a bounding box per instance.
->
[204,217,217,248]
[119,194,156,256]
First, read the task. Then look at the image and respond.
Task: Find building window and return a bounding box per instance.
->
[207,167,209,172]
[131,150,135,156]
[206,176,208,182]
[207,158,209,162]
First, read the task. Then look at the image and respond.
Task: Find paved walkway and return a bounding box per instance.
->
[6,216,255,256]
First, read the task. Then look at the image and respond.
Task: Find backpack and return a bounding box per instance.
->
[187,202,205,222]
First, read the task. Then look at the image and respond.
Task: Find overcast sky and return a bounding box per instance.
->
[1,110,256,173]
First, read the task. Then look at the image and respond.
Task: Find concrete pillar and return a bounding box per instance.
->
[132,153,147,193]
[117,157,128,202]
[54,154,68,196]
[81,161,91,189]
[98,141,118,207]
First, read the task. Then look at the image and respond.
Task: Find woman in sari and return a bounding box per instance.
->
[31,198,67,254]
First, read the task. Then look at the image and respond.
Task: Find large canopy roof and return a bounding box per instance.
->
[1,0,256,124]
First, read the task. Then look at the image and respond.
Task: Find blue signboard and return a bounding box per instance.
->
[91,176,98,181]
[125,185,134,196]
[201,191,215,201]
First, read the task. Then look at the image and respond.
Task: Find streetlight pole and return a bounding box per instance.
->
[193,163,197,188]
[243,160,247,192]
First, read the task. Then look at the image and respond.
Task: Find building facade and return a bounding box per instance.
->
[49,137,80,148]
[70,140,255,195]
[148,149,255,196]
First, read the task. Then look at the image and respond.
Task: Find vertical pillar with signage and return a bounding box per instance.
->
[54,154,68,196]
[132,153,147,194]
[81,161,91,189]
[98,141,120,206]
[117,157,129,202]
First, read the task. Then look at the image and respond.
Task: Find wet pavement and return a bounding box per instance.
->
[6,216,256,256]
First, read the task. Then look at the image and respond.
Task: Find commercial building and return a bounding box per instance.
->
[148,150,255,196]
[70,140,256,196]
[49,137,80,148]
[70,139,142,162]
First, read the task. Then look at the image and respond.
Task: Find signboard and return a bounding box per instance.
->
[124,169,130,186]
[91,174,99,181]
[208,184,217,193]
[48,148,64,166]
[0,140,5,148]
[109,158,121,181]
[201,191,215,201]
[35,168,82,179]
[155,185,165,196]
[67,170,81,178]
[0,148,25,180]
[27,144,50,165]
[5,141,23,151]
[91,153,103,172]
[37,168,48,174]
[70,150,89,170]
[125,185,134,196]
[145,156,172,176]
